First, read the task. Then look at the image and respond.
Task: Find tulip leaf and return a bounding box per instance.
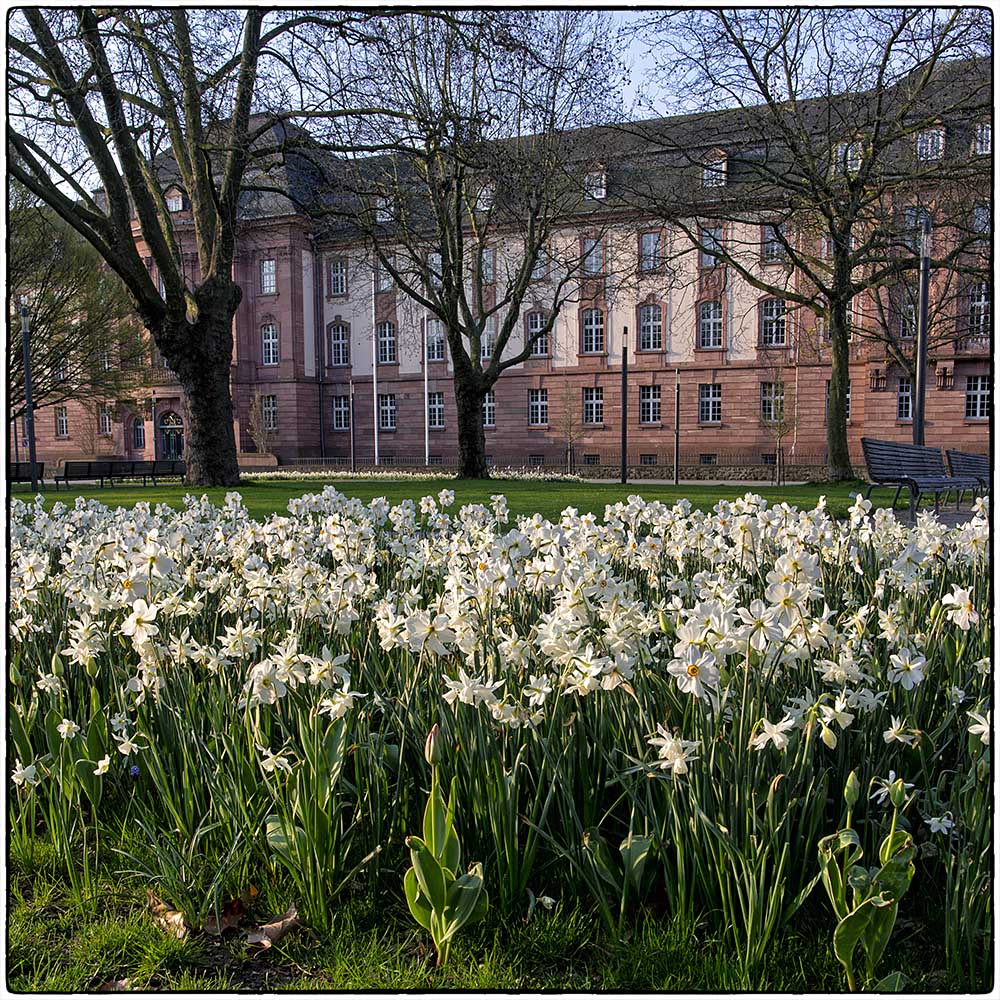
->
[403,867,432,931]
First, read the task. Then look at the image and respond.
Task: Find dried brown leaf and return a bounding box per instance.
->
[246,904,299,949]
[146,889,188,940]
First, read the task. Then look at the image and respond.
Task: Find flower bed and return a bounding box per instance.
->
[8,489,991,987]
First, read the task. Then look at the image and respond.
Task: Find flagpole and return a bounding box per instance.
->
[424,312,430,466]
[372,255,379,466]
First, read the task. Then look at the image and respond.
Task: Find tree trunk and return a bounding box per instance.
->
[453,371,489,479]
[826,295,854,482]
[157,278,241,486]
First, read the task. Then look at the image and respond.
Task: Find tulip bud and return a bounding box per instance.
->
[85,658,100,679]
[424,723,443,766]
[889,778,907,810]
[51,652,64,677]
[844,770,860,809]
[821,723,837,750]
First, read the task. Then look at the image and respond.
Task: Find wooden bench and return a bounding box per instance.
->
[946,450,990,493]
[56,459,186,489]
[8,461,44,486]
[861,437,983,519]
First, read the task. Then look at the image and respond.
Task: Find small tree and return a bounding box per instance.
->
[556,384,584,473]
[246,390,276,456]
[757,361,798,485]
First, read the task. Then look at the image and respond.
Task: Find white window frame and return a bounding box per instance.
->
[582,386,604,425]
[260,258,276,295]
[834,140,862,175]
[480,316,496,361]
[527,312,549,356]
[916,128,944,162]
[899,299,916,340]
[825,379,851,422]
[700,227,723,267]
[481,248,495,285]
[166,193,183,213]
[640,231,662,271]
[965,375,991,419]
[476,182,495,212]
[377,258,394,292]
[261,394,278,432]
[426,251,442,289]
[55,406,69,438]
[483,389,496,428]
[98,405,113,436]
[639,384,661,424]
[328,324,350,366]
[581,308,605,354]
[132,419,145,449]
[699,383,722,424]
[528,388,548,426]
[638,303,663,351]
[261,323,279,365]
[897,376,912,421]
[377,321,397,364]
[582,237,603,275]
[760,298,787,347]
[969,282,991,338]
[762,223,787,263]
[760,382,785,423]
[99,349,113,371]
[428,390,445,429]
[332,395,351,430]
[584,170,606,200]
[328,257,348,296]
[426,318,446,362]
[378,393,397,430]
[374,196,393,223]
[974,121,992,156]
[702,157,726,188]
[698,300,723,349]
[531,247,548,281]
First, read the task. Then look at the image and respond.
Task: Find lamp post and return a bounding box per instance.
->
[913,216,931,446]
[19,301,39,492]
[620,336,628,485]
[673,369,680,486]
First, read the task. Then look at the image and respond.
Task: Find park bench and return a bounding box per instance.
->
[8,461,45,486]
[861,437,982,520]
[946,450,990,493]
[56,459,186,489]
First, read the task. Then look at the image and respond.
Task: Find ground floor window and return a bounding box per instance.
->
[965,374,991,419]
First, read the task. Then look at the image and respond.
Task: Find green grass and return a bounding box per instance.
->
[7,845,956,992]
[13,476,876,523]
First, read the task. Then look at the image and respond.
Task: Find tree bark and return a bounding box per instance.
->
[453,372,489,479]
[826,296,854,482]
[155,277,241,486]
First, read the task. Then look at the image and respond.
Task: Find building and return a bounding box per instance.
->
[13,80,991,478]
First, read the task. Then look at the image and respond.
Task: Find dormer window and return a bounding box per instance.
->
[702,153,727,188]
[165,191,183,213]
[833,140,862,176]
[476,183,495,212]
[916,127,944,162]
[584,170,606,200]
[374,196,393,223]
[974,121,992,156]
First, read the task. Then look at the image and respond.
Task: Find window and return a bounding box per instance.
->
[166,192,183,212]
[98,405,112,436]
[426,318,446,361]
[528,454,545,467]
[699,383,722,424]
[916,128,944,161]
[966,375,991,419]
[762,223,787,263]
[485,454,494,467]
[56,356,68,381]
[897,376,912,421]
[582,238,603,275]
[428,391,445,428]
[974,121,992,156]
[260,258,276,295]
[761,453,777,466]
[760,382,785,423]
[483,389,496,428]
[638,304,663,351]
[132,420,145,450]
[825,380,851,421]
[262,395,278,432]
[903,206,931,252]
[476,183,494,211]
[377,257,394,292]
[55,406,69,438]
[702,157,726,188]
[973,204,990,241]
[531,248,548,280]
[760,298,787,347]
[480,317,495,360]
[99,349,113,371]
[379,393,397,430]
[332,395,351,430]
[328,257,348,296]
[834,140,862,175]
[527,312,549,356]
[481,248,495,285]
[375,196,393,223]
[640,454,657,466]
[328,323,350,366]
[583,387,604,425]
[899,298,917,340]
[698,300,723,348]
[583,454,600,466]
[261,323,279,365]
[969,282,991,338]
[640,231,662,271]
[584,171,606,199]
[529,388,548,426]
[699,453,717,466]
[426,251,442,289]
[582,308,605,353]
[700,227,723,267]
[639,385,661,424]
[428,455,443,466]
[377,321,397,364]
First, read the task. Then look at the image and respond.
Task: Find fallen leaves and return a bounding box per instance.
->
[146,890,187,940]
[204,885,259,936]
[247,905,300,949]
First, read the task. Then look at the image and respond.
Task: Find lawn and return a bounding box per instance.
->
[15,475,875,522]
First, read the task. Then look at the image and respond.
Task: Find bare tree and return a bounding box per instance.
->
[246,389,276,456]
[304,12,627,477]
[8,181,141,422]
[624,8,991,480]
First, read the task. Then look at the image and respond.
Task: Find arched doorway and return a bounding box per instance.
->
[159,411,184,460]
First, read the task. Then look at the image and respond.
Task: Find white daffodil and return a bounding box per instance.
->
[750,715,797,752]
[941,586,979,631]
[883,716,915,746]
[967,709,991,745]
[121,598,159,645]
[12,759,40,787]
[57,718,81,740]
[93,755,111,776]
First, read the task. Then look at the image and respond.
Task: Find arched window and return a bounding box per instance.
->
[328,323,350,366]
[638,304,663,351]
[261,322,279,365]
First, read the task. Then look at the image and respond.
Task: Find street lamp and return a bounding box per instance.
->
[19,299,39,492]
[913,216,931,446]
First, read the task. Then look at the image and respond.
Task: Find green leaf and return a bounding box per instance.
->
[440,863,486,942]
[44,709,63,762]
[872,971,907,992]
[864,898,899,974]
[846,864,871,899]
[442,826,461,875]
[9,708,33,765]
[75,757,102,809]
[620,834,653,893]
[878,829,912,868]
[408,835,447,911]
[87,711,108,762]
[423,772,448,859]
[404,866,432,931]
[832,901,876,978]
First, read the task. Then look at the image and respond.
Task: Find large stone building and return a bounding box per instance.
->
[13,79,991,478]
